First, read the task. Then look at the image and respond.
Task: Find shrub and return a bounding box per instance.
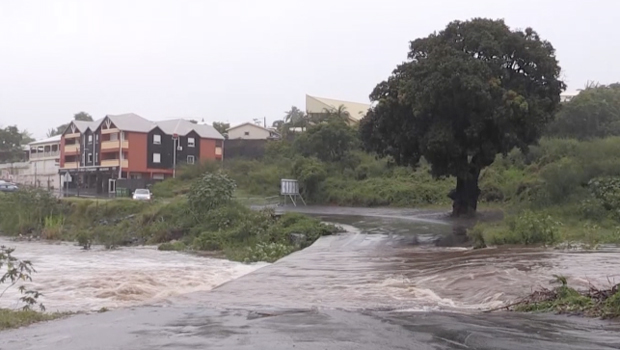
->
[0,188,61,235]
[188,172,237,214]
[484,210,559,245]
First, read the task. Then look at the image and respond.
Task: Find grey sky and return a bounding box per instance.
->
[1,0,618,139]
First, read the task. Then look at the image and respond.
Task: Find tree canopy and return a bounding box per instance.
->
[0,125,32,162]
[547,83,620,139]
[293,119,358,163]
[360,18,565,215]
[212,122,230,137]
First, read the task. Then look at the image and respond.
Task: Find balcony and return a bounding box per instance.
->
[101,128,120,135]
[64,144,80,153]
[100,140,129,151]
[61,162,79,169]
[30,151,60,160]
[101,159,129,168]
[64,132,80,139]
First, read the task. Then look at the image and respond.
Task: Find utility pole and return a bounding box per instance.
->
[172,133,178,178]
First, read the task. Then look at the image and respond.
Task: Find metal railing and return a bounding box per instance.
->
[30,152,60,159]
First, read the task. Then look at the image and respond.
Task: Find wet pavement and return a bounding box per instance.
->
[1,206,620,349]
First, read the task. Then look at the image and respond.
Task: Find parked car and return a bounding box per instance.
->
[132,188,152,201]
[0,184,19,193]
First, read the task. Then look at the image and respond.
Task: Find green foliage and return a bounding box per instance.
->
[587,177,620,211]
[212,122,230,136]
[191,202,338,262]
[547,84,620,139]
[292,157,327,199]
[513,277,620,319]
[360,18,565,215]
[0,188,62,235]
[187,172,237,214]
[0,125,33,161]
[0,309,67,330]
[480,210,559,246]
[1,246,45,311]
[158,241,187,251]
[293,119,358,162]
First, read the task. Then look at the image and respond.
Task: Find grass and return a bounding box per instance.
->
[508,276,620,319]
[0,309,69,330]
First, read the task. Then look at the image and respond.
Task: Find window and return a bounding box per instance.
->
[244,131,250,136]
[94,153,98,163]
[215,140,223,147]
[153,135,161,144]
[187,155,195,164]
[188,137,195,147]
[152,174,165,180]
[153,153,161,163]
[88,153,93,163]
[88,135,93,143]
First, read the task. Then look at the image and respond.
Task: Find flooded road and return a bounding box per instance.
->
[1,206,620,349]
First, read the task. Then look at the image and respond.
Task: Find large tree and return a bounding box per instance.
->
[360,18,565,216]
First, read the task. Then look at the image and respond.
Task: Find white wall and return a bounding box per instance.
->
[228,124,271,140]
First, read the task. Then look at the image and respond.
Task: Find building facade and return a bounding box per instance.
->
[27,135,62,189]
[58,114,224,194]
[227,123,281,140]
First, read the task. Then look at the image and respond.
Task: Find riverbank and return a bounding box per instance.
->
[0,309,69,331]
[0,177,340,264]
[508,279,620,319]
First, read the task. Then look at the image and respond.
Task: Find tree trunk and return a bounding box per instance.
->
[449,168,481,217]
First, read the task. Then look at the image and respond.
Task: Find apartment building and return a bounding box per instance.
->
[59,113,224,194]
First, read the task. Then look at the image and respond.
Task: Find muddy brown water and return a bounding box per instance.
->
[1,206,619,349]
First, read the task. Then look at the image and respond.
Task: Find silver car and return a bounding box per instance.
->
[132,189,152,201]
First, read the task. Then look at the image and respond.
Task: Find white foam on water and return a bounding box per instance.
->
[0,238,267,312]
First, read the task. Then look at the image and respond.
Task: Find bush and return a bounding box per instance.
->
[188,172,237,214]
[0,188,62,235]
[483,210,560,246]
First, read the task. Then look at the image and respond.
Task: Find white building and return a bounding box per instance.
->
[27,135,62,189]
[226,123,281,140]
[561,92,578,103]
[305,94,371,124]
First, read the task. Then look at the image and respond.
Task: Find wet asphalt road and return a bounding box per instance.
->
[2,306,620,350]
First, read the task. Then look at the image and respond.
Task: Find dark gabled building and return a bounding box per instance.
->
[59,114,224,193]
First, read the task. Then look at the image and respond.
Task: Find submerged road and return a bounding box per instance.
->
[2,207,620,349]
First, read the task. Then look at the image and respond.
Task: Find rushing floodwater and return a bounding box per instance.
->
[2,207,620,350]
[0,240,266,312]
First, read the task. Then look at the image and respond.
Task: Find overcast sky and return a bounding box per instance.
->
[1,0,618,139]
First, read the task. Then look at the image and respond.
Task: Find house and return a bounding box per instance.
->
[305,94,371,124]
[226,123,281,140]
[58,113,224,194]
[27,135,62,189]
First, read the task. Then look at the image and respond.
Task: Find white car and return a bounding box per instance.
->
[132,189,152,201]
